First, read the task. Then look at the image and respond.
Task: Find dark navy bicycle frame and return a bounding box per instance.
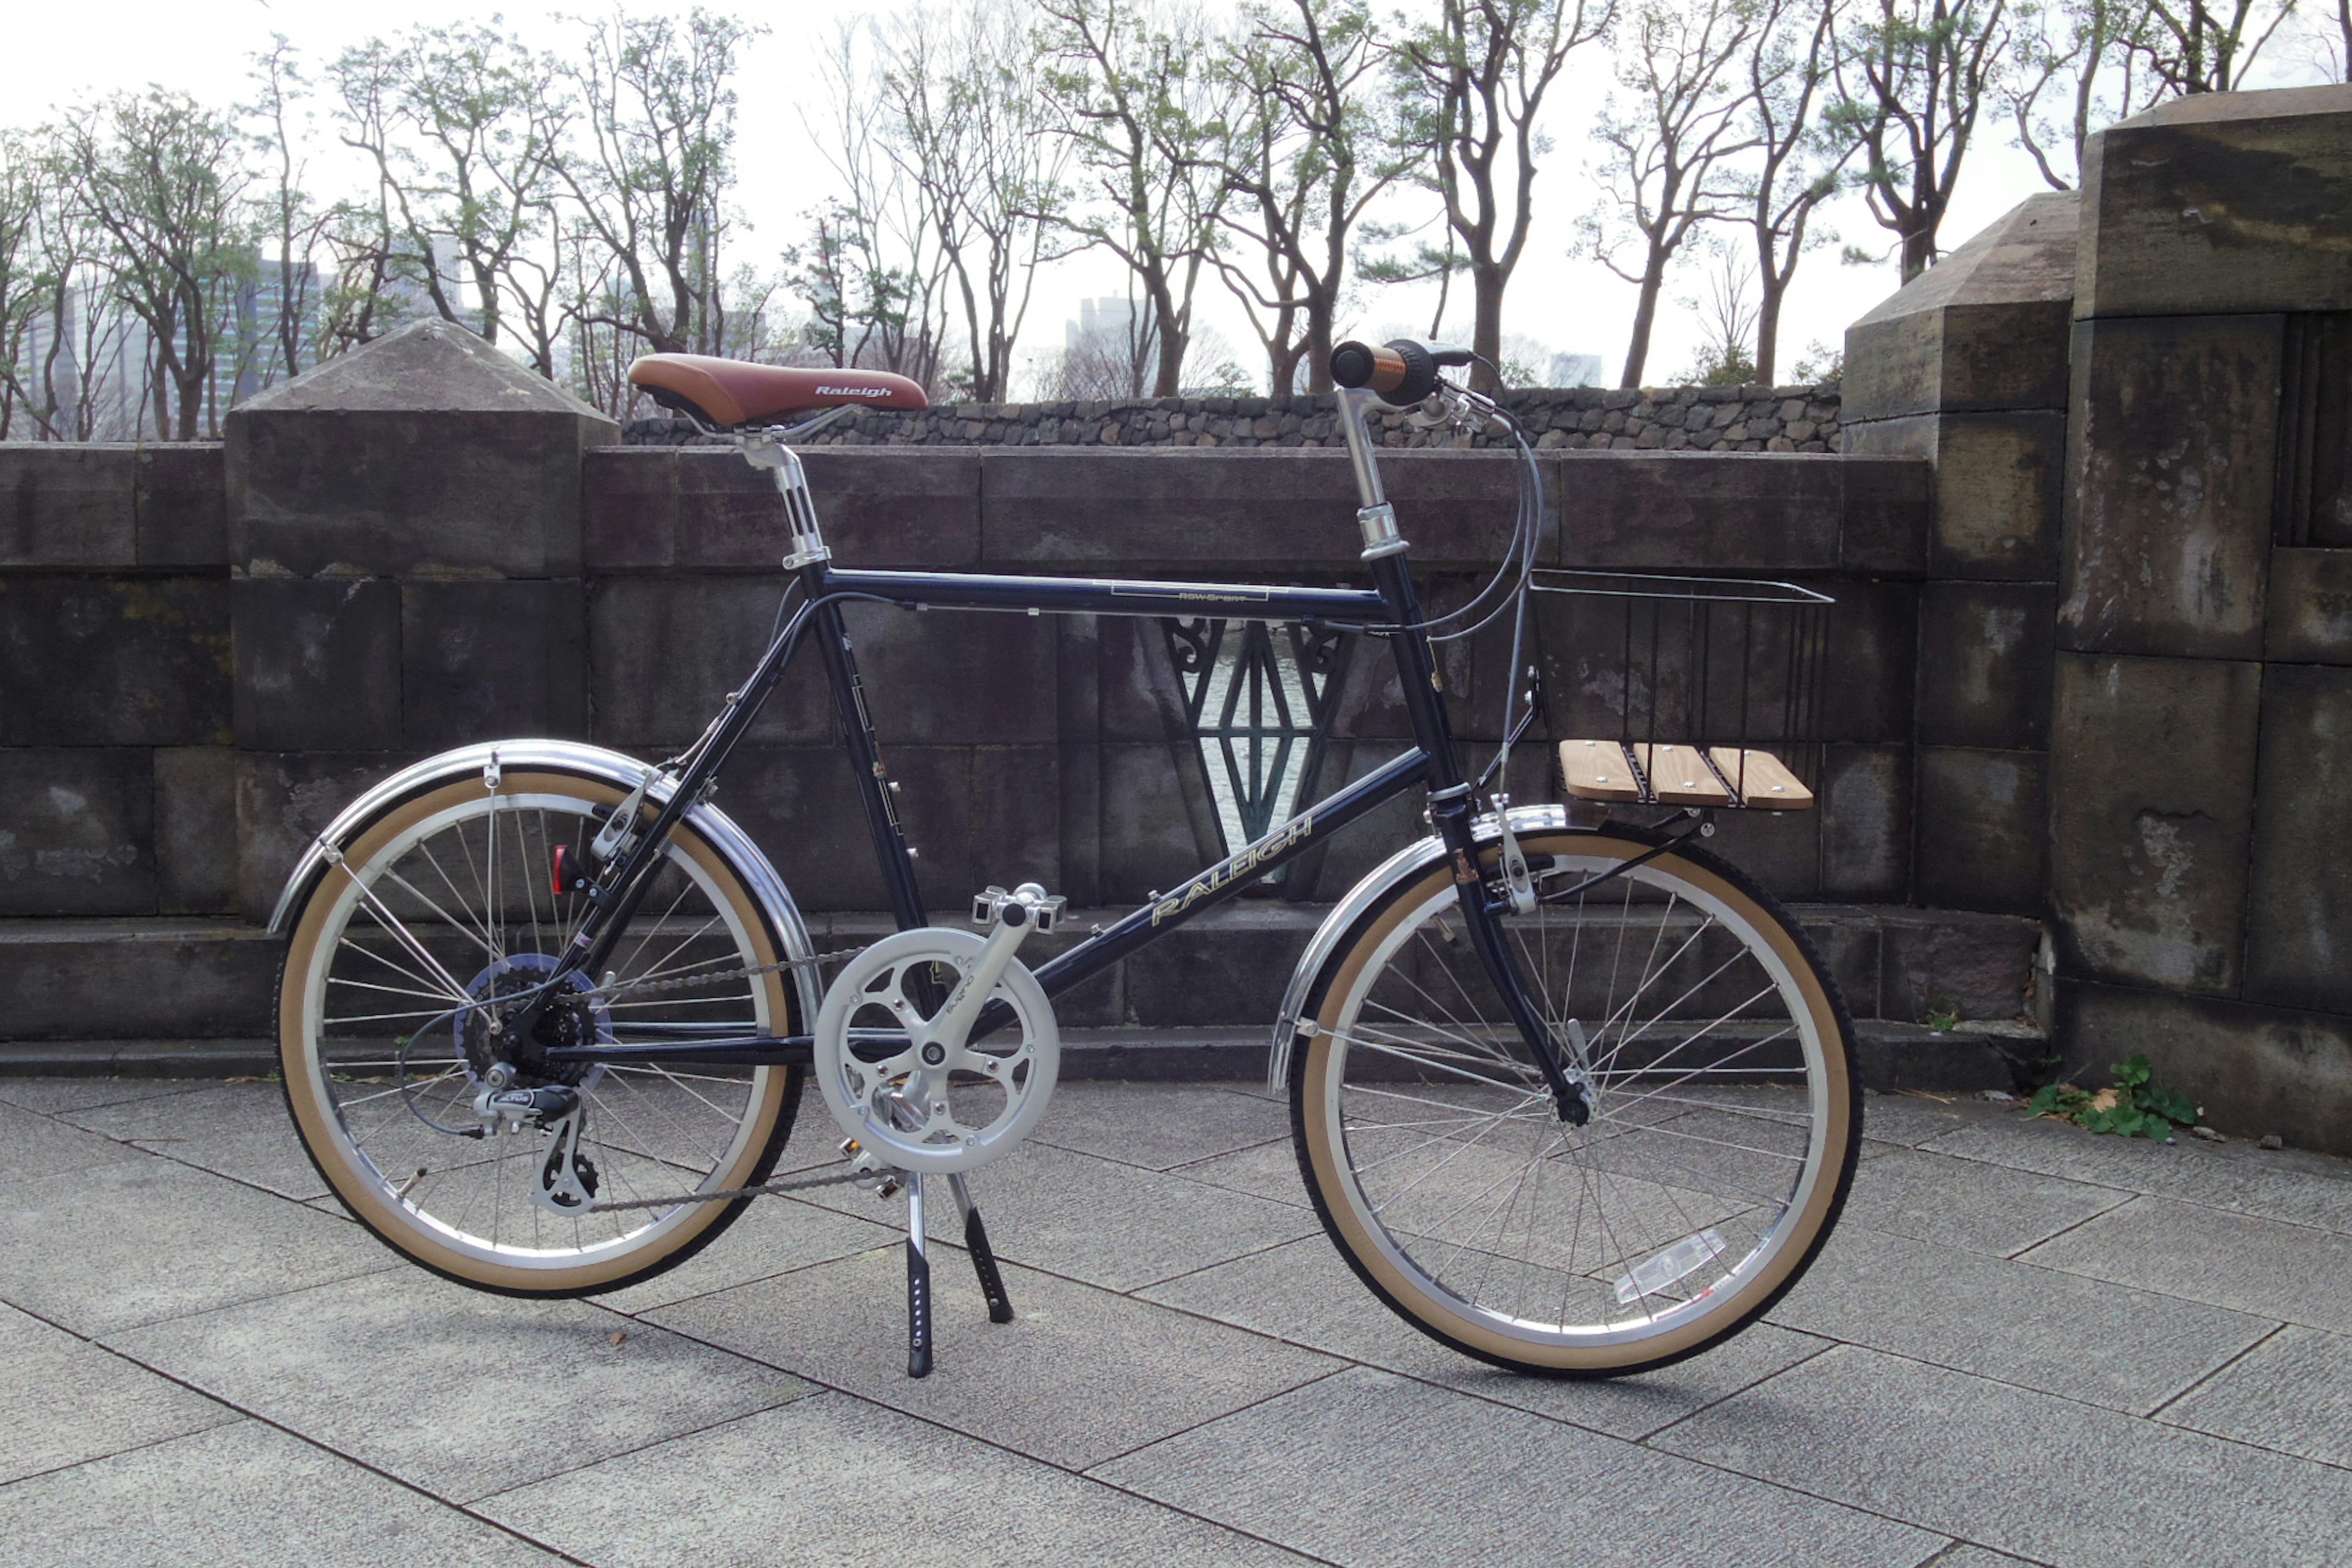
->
[534,411,1587,1116]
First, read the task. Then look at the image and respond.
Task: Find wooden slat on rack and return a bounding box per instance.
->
[1558,739,1645,802]
[1631,744,1734,807]
[1708,747,1814,810]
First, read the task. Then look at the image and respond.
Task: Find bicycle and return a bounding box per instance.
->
[270,337,1860,1381]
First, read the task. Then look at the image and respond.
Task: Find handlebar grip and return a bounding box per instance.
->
[1329,339,1439,407]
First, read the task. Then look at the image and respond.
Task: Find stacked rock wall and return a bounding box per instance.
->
[623,383,1842,454]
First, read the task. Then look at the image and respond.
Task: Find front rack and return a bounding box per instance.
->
[1532,570,1832,812]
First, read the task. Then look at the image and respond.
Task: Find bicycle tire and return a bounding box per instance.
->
[277,768,802,1297]
[1290,823,1859,1376]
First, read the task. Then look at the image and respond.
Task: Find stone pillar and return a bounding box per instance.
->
[2052,85,2352,1148]
[224,320,616,918]
[1843,192,2076,918]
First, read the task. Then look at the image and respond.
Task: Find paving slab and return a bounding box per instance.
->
[1140,1234,1832,1441]
[0,1076,213,1115]
[1765,1223,2274,1414]
[647,1246,1342,1470]
[2019,1195,2352,1332]
[1167,1133,1313,1205]
[0,1303,238,1485]
[1856,1091,2021,1149]
[1925,1114,2352,1235]
[595,1193,903,1314]
[1031,1080,1289,1170]
[0,1099,134,1183]
[1656,1343,2352,1566]
[58,1080,328,1201]
[1838,1145,2128,1256]
[0,1154,395,1335]
[801,1139,1321,1292]
[0,1420,564,1567]
[481,1393,1321,1567]
[109,1268,810,1504]
[1091,1365,1945,1568]
[2155,1324,2352,1468]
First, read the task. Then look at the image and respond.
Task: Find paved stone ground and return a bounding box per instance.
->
[4,1075,2351,1566]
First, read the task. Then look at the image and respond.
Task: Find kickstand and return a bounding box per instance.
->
[950,1173,1016,1324]
[905,1173,933,1378]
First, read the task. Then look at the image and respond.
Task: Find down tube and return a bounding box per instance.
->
[1027,746,1430,1001]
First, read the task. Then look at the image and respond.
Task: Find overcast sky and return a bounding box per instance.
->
[4,1,2336,391]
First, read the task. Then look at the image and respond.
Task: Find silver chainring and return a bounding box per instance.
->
[813,927,1059,1174]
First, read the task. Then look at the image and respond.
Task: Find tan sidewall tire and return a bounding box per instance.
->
[1296,830,1856,1374]
[278,771,798,1295]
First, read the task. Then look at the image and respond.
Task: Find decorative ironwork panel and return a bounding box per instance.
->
[1161,618,1352,869]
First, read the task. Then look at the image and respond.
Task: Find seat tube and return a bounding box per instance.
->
[810,579,929,932]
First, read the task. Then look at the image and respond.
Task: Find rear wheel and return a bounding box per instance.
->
[277,770,802,1297]
[1292,826,1858,1375]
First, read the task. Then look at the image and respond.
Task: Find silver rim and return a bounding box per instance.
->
[290,788,779,1272]
[1311,845,1839,1354]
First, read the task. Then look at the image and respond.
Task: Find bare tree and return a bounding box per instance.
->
[2128,1,2299,93]
[560,9,754,358]
[1829,0,2013,282]
[1739,0,1853,383]
[330,23,568,347]
[1674,246,1763,383]
[1392,0,1613,390]
[1578,0,1762,388]
[0,131,45,437]
[2002,1,2158,190]
[62,91,254,439]
[876,2,1067,402]
[244,37,339,387]
[1212,0,1410,395]
[1038,0,1237,398]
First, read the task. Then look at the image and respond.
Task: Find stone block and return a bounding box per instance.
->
[0,748,154,916]
[1269,740,1423,903]
[0,577,232,747]
[1819,579,1917,742]
[1057,617,1104,905]
[2245,664,2352,1011]
[0,445,136,566]
[719,744,1061,914]
[2078,86,2352,319]
[581,448,981,571]
[2049,652,2259,992]
[2060,981,2352,1157]
[1694,797,1820,901]
[1842,192,2078,421]
[235,752,413,919]
[1121,906,1315,1026]
[1917,581,2056,750]
[1847,412,2064,580]
[232,579,402,751]
[1558,453,1842,571]
[979,448,1359,572]
[227,320,614,578]
[1879,908,2042,1025]
[154,747,237,914]
[2265,548,2352,663]
[1820,743,1910,900]
[0,920,281,1039]
[1838,456,1932,573]
[1095,742,1225,907]
[2059,314,2280,659]
[1916,747,2048,916]
[587,576,792,749]
[399,580,587,748]
[136,443,227,566]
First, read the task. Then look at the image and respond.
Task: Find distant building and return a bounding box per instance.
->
[1066,296,1137,352]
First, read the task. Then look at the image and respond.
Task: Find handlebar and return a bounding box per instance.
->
[1329,337,1476,407]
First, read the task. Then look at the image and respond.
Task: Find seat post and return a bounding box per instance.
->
[739,434,831,570]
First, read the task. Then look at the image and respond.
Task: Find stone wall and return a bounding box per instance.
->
[623,382,1842,454]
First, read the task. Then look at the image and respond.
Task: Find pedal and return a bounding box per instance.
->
[972,883,1067,933]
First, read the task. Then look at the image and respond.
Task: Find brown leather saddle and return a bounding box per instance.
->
[628,353,929,428]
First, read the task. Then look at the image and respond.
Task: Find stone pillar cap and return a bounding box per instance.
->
[230,318,612,420]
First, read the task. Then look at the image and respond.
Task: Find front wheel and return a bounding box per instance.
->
[277,768,802,1297]
[1292,825,1859,1376]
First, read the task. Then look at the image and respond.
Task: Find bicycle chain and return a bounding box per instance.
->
[594,944,865,1003]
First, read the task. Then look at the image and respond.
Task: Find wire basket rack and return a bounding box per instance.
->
[1531,570,1833,811]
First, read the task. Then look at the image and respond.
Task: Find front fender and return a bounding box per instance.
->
[265,740,822,1029]
[1267,804,1572,1094]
